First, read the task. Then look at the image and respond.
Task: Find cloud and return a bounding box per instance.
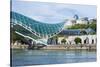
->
[12,1,96,23]
[12,1,74,23]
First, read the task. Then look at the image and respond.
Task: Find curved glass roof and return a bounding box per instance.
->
[11,11,65,38]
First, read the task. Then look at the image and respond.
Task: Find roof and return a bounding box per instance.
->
[59,28,95,35]
[11,11,65,38]
[59,29,81,35]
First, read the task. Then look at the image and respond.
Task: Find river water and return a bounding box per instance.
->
[11,49,96,66]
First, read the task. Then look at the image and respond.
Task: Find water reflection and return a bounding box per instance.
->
[11,49,96,66]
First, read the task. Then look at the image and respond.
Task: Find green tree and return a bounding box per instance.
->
[74,37,81,44]
[89,23,96,32]
[61,39,66,44]
[66,23,96,31]
[67,24,88,29]
[10,30,25,43]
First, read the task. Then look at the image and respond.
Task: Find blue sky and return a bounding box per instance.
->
[12,1,97,23]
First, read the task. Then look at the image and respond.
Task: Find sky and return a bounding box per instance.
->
[12,0,97,23]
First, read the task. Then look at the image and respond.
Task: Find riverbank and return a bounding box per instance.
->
[11,44,96,50]
[41,45,96,50]
[11,45,28,49]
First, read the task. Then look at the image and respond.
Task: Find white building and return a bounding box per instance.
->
[76,19,88,24]
[58,35,96,45]
[64,18,76,28]
[64,17,89,26]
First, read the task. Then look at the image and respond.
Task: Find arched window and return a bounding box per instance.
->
[92,39,94,44]
[85,37,89,44]
[84,39,86,44]
[86,37,89,44]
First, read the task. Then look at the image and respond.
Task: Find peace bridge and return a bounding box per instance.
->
[11,11,66,47]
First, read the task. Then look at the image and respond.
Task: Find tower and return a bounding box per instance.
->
[73,14,79,20]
